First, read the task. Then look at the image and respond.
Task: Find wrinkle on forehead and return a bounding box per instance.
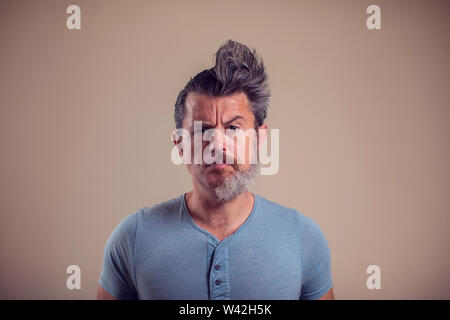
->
[184,92,253,127]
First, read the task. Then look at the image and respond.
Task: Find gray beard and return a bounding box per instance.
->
[212,164,259,203]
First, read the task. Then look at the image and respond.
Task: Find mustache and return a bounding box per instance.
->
[202,148,238,168]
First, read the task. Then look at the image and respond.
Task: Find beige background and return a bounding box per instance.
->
[1,0,449,299]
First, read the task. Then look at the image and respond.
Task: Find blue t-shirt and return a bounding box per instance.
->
[99,193,333,300]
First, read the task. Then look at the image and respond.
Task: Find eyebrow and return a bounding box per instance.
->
[190,115,245,130]
[222,115,245,125]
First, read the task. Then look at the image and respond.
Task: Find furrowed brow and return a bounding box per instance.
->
[190,121,215,132]
[223,115,245,125]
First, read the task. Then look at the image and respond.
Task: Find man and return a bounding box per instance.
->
[97,40,334,300]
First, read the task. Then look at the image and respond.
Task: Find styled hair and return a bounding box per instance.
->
[174,40,270,129]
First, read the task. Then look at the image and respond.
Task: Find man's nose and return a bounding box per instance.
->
[208,129,227,157]
[210,129,226,149]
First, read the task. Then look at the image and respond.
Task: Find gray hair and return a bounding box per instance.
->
[213,163,260,203]
[174,40,270,129]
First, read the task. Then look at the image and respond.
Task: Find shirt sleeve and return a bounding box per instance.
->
[299,214,333,300]
[98,210,140,299]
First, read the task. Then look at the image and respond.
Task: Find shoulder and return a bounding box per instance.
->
[254,194,327,240]
[105,210,140,250]
[139,194,185,225]
[108,194,184,243]
[255,194,316,226]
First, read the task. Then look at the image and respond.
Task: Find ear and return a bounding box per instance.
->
[257,124,268,149]
[171,130,183,156]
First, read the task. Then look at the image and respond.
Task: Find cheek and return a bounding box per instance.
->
[232,134,258,164]
[187,163,204,179]
[186,137,209,165]
[247,135,258,164]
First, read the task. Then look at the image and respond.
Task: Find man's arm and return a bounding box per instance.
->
[318,287,335,300]
[98,211,140,300]
[97,284,118,300]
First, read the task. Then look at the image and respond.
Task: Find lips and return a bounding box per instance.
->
[206,163,230,169]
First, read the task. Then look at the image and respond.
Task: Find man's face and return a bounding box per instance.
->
[180,91,264,202]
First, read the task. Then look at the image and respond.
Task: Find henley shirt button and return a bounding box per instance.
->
[215,280,221,285]
[214,265,220,270]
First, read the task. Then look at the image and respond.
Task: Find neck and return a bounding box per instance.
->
[185,187,255,241]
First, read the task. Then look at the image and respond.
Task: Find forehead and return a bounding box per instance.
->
[184,92,253,123]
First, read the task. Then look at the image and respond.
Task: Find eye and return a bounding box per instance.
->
[194,127,210,134]
[229,125,240,131]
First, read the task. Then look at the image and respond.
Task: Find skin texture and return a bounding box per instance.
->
[97,92,334,300]
[97,284,116,300]
[319,287,335,300]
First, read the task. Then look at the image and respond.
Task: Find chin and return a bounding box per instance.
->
[205,176,225,187]
[205,172,232,185]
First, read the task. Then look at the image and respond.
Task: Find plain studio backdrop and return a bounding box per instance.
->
[0,0,449,299]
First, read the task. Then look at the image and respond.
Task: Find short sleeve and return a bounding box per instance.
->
[98,211,140,299]
[299,214,333,300]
